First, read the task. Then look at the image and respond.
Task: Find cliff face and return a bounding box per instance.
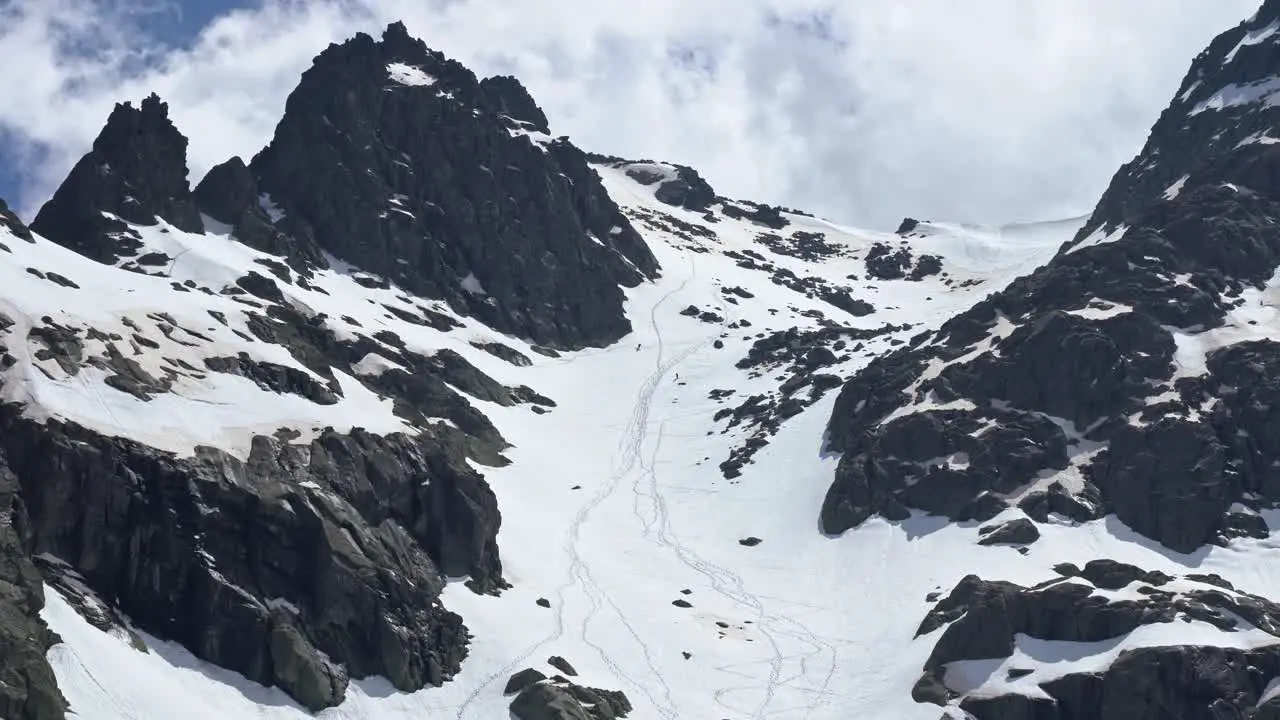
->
[2,185,520,714]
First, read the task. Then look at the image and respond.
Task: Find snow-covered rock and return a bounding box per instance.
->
[3,8,1280,720]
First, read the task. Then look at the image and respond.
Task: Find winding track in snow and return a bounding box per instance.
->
[452,258,696,719]
[601,194,840,718]
[458,187,844,718]
[628,310,840,719]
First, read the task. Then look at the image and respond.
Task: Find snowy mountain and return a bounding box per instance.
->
[4,7,1280,720]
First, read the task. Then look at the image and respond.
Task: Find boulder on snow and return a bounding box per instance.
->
[548,656,577,676]
[976,518,1040,546]
[510,680,632,720]
[505,668,547,695]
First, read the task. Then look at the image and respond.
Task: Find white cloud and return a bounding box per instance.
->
[0,0,1262,229]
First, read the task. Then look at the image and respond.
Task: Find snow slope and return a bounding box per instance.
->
[26,164,1271,720]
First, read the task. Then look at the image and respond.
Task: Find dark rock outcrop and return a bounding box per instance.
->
[1077,0,1280,242]
[193,157,325,269]
[592,155,718,213]
[821,2,1280,551]
[2,405,501,711]
[864,242,941,281]
[0,458,67,720]
[248,22,658,349]
[510,679,632,720]
[977,517,1040,546]
[914,566,1280,719]
[32,94,203,263]
[505,668,548,695]
[646,166,717,212]
[0,197,34,244]
[719,323,907,479]
[479,75,550,133]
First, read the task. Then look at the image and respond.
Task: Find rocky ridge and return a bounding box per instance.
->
[0,22,658,717]
[822,0,1280,554]
[814,4,1280,716]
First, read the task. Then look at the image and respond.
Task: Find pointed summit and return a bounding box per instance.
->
[250,21,658,349]
[381,20,414,44]
[479,75,550,134]
[31,93,202,264]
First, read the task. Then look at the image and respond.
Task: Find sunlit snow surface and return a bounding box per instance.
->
[386,62,435,87]
[25,166,1280,719]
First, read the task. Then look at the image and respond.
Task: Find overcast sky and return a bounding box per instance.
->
[0,0,1261,230]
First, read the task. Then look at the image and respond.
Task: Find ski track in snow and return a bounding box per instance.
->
[455,256,697,720]
[32,162,1234,720]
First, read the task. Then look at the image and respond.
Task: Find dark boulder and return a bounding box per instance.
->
[653,166,717,212]
[512,684,592,720]
[1090,418,1229,554]
[505,668,547,695]
[548,656,577,676]
[510,680,632,720]
[977,517,1040,546]
[1018,481,1103,524]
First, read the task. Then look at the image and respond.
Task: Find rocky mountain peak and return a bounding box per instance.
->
[822,4,1280,555]
[249,22,659,349]
[1072,6,1280,246]
[192,156,325,268]
[479,75,551,134]
[31,93,203,264]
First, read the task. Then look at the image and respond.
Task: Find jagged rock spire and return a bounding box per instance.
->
[31,93,203,263]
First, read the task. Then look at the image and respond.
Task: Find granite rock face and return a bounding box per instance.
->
[193,156,326,269]
[1080,0,1280,241]
[821,2,1280,554]
[0,456,67,720]
[2,407,496,711]
[249,22,659,349]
